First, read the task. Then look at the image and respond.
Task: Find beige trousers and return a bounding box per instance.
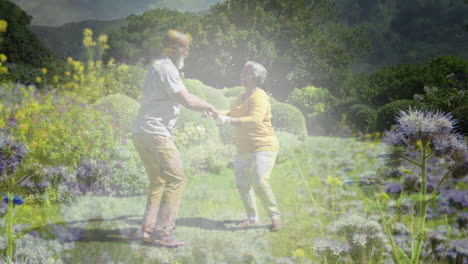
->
[132,134,186,237]
[234,151,280,223]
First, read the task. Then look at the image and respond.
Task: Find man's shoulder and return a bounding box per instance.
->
[151,57,178,74]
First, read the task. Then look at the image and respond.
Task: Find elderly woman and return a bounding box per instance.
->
[217,61,281,231]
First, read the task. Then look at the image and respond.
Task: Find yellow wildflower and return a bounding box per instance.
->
[117,64,129,73]
[41,68,47,74]
[18,124,28,136]
[0,20,7,32]
[0,66,7,74]
[83,29,96,47]
[107,57,115,66]
[0,119,5,128]
[292,249,305,257]
[377,192,390,204]
[0,102,2,112]
[326,176,343,187]
[67,57,73,63]
[73,74,79,81]
[53,76,59,82]
[98,34,108,43]
[0,54,7,62]
[30,141,38,150]
[65,71,71,76]
[36,76,42,83]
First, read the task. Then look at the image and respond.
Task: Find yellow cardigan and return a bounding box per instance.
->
[227,89,279,153]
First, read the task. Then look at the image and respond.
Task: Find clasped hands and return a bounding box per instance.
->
[202,108,231,125]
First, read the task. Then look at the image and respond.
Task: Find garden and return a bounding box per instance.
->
[0,0,468,262]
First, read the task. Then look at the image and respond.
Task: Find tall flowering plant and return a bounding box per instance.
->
[0,133,27,262]
[378,109,468,264]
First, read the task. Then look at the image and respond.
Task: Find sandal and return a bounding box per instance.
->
[152,235,184,248]
[237,220,259,226]
[237,220,251,226]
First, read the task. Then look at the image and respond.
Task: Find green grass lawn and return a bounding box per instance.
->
[5,136,387,263]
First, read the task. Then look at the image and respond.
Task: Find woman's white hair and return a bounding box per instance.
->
[245,61,267,85]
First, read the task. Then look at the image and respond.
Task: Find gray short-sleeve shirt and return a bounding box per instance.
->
[132,54,185,137]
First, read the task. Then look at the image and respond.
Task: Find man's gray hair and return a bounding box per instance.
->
[245,61,267,85]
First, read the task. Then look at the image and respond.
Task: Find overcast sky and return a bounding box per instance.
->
[11,0,223,26]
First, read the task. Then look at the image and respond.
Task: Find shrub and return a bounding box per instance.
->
[93,93,140,144]
[201,85,229,110]
[376,99,420,131]
[287,85,336,116]
[367,64,424,107]
[306,112,334,136]
[102,64,146,101]
[271,102,307,138]
[181,141,235,175]
[0,86,116,167]
[223,86,244,97]
[453,104,468,136]
[348,104,377,133]
[174,108,220,149]
[183,78,207,100]
[416,86,467,114]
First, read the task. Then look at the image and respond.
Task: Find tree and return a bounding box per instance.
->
[0,0,56,68]
[105,0,370,99]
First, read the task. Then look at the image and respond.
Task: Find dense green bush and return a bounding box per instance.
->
[422,55,468,89]
[102,65,146,101]
[287,85,337,116]
[361,55,468,108]
[93,93,140,144]
[329,97,360,122]
[453,104,468,136]
[367,64,424,107]
[271,102,307,138]
[415,86,467,114]
[348,104,377,132]
[306,112,334,136]
[202,85,229,110]
[173,109,220,149]
[181,141,235,175]
[376,99,420,131]
[183,78,208,100]
[224,86,244,97]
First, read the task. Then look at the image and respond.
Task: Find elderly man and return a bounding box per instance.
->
[132,30,219,247]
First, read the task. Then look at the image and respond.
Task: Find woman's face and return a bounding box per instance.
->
[240,66,257,88]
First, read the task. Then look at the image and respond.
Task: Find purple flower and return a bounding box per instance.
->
[386,169,402,179]
[3,195,24,205]
[447,190,468,210]
[382,110,468,167]
[385,183,402,194]
[8,117,17,128]
[457,212,468,229]
[0,135,27,174]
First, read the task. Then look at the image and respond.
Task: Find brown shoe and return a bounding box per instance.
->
[271,219,282,231]
[152,235,184,248]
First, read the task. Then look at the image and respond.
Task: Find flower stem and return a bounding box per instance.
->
[376,201,401,264]
[426,168,454,203]
[7,173,13,262]
[400,155,422,167]
[412,144,427,264]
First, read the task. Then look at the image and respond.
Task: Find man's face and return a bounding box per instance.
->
[173,38,190,70]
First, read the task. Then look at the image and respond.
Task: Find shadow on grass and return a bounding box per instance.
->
[29,215,268,245]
